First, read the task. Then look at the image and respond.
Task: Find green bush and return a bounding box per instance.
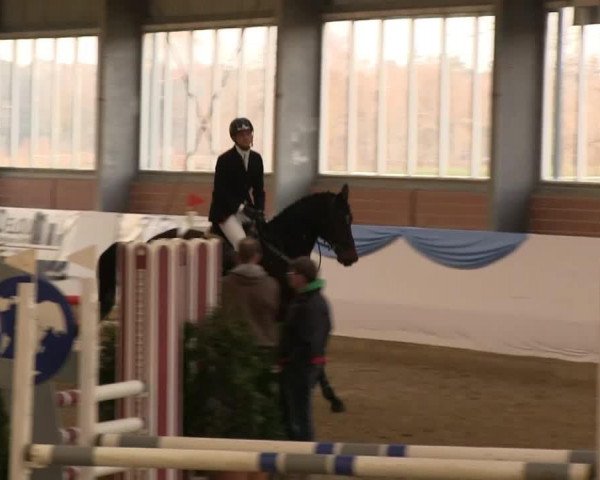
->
[98,322,117,421]
[96,309,284,440]
[183,309,284,440]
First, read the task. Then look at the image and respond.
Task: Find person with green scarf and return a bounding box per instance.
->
[278,256,332,441]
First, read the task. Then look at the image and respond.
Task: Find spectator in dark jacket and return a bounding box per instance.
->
[208,117,266,251]
[221,238,279,348]
[279,256,332,441]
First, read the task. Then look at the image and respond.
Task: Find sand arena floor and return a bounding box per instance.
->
[55,334,596,480]
[314,336,595,449]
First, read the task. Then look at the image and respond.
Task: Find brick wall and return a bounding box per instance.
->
[529,194,600,237]
[315,180,489,230]
[130,177,489,230]
[129,181,214,216]
[7,173,600,237]
[0,177,97,210]
[129,178,277,217]
[414,190,488,229]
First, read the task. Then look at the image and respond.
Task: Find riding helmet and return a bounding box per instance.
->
[229,117,254,140]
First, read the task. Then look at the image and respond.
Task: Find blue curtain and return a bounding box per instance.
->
[317,225,527,270]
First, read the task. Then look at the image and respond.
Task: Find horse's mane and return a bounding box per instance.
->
[268,191,336,230]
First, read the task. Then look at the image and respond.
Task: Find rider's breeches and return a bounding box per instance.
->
[219,213,246,251]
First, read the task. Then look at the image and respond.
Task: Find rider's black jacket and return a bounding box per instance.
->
[208,147,265,224]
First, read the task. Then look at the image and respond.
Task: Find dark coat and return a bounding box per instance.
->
[279,280,331,367]
[208,147,265,224]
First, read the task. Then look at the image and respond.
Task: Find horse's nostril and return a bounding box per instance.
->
[337,248,358,266]
[342,256,356,266]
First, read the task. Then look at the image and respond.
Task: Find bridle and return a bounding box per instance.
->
[315,237,338,272]
[314,196,350,271]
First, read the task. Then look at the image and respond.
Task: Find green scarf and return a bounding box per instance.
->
[300,278,325,293]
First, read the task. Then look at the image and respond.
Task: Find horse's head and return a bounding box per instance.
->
[320,184,358,267]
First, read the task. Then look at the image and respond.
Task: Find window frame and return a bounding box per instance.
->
[0,30,99,171]
[318,8,496,180]
[541,4,600,184]
[138,22,278,174]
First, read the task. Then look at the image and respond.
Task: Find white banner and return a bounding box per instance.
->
[0,208,211,289]
[116,213,210,243]
[0,207,79,256]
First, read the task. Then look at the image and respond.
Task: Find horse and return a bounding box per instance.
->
[97,184,359,411]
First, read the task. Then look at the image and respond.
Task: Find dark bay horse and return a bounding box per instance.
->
[97,184,358,410]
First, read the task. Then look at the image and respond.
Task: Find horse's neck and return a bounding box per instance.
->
[269,220,317,257]
[267,200,325,257]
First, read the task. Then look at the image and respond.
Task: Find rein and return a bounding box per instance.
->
[253,218,292,266]
[317,240,322,272]
[256,223,333,274]
[261,236,292,265]
[315,238,335,272]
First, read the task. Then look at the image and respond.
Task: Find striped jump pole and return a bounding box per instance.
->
[27,444,594,480]
[63,466,129,480]
[52,277,146,480]
[61,419,145,444]
[117,238,221,480]
[56,381,146,407]
[97,434,596,466]
[9,283,37,480]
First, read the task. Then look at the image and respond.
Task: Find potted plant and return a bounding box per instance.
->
[183,308,284,480]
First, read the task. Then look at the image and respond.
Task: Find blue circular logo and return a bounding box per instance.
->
[0,276,76,385]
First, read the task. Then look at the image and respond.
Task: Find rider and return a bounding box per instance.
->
[208,117,265,251]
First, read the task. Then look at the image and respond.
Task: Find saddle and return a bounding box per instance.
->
[240,205,266,238]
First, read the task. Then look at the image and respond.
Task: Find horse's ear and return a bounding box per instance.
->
[340,183,349,202]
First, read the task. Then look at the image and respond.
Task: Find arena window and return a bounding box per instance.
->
[139,26,277,173]
[0,36,98,170]
[541,6,600,182]
[319,15,495,178]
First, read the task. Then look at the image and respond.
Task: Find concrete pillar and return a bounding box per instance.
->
[489,0,545,231]
[273,0,322,212]
[96,0,146,212]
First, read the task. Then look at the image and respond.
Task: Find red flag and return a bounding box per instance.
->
[187,193,204,208]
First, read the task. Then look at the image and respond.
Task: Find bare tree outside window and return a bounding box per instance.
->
[542,7,600,182]
[319,15,495,178]
[139,26,277,173]
[0,36,97,170]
